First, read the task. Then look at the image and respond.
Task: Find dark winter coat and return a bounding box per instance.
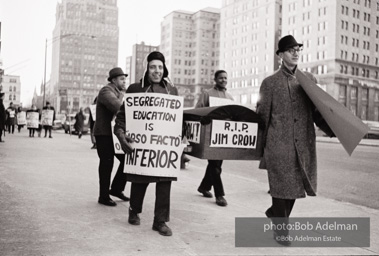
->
[114,79,179,183]
[257,64,332,200]
[6,106,17,126]
[74,111,85,132]
[93,83,124,136]
[196,85,234,108]
[0,100,6,130]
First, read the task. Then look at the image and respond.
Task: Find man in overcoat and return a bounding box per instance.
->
[94,67,130,206]
[256,35,334,244]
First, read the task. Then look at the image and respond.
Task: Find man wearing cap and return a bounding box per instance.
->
[94,67,130,207]
[114,51,178,236]
[256,35,333,245]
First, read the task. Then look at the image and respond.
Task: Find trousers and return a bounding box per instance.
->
[95,135,127,199]
[198,160,224,197]
[130,181,171,223]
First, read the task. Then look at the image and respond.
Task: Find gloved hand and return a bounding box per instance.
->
[120,134,134,154]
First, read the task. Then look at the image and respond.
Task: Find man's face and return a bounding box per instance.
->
[280,46,302,68]
[214,72,228,88]
[113,76,126,90]
[148,60,164,84]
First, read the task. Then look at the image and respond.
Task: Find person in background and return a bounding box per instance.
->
[26,104,40,138]
[17,106,25,133]
[256,35,334,246]
[42,101,55,138]
[0,93,6,142]
[94,67,129,207]
[195,70,233,207]
[89,97,97,149]
[6,102,17,134]
[114,51,177,236]
[74,107,85,139]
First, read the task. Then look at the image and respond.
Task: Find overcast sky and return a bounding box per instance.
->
[0,0,222,104]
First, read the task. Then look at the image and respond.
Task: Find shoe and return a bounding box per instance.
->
[109,190,130,201]
[79,134,82,139]
[197,188,213,198]
[98,197,117,206]
[44,135,47,138]
[152,222,172,236]
[215,196,227,206]
[128,208,140,225]
[91,144,97,149]
[49,135,53,138]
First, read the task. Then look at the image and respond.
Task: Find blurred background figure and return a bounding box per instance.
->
[89,97,97,149]
[74,107,85,139]
[17,106,26,133]
[26,104,40,138]
[42,101,56,138]
[6,102,17,134]
[0,93,6,142]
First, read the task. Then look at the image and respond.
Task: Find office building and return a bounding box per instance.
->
[220,0,282,109]
[49,0,119,113]
[1,75,21,107]
[160,8,220,107]
[125,56,132,86]
[282,0,379,121]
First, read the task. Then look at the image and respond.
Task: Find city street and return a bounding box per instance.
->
[0,129,379,256]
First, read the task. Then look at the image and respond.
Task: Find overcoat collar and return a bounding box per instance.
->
[280,64,298,78]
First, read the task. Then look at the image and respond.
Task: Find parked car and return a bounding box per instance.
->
[62,113,90,134]
[52,114,65,130]
[362,120,379,139]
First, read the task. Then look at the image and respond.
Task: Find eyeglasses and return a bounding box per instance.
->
[286,48,303,55]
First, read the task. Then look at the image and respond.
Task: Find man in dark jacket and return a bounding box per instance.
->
[94,67,129,206]
[195,70,234,207]
[42,101,55,138]
[6,102,17,134]
[0,93,6,142]
[74,107,85,139]
[114,51,178,236]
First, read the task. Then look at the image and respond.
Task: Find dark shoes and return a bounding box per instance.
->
[128,208,140,225]
[78,134,82,139]
[109,190,130,201]
[152,222,172,236]
[98,197,117,206]
[216,196,228,206]
[49,135,53,138]
[197,188,213,198]
[91,144,97,149]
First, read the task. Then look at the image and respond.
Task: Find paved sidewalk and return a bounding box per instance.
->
[316,136,379,147]
[0,130,378,255]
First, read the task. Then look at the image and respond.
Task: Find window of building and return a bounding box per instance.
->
[339,85,347,106]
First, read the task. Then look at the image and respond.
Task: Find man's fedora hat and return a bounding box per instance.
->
[276,35,303,55]
[107,67,128,82]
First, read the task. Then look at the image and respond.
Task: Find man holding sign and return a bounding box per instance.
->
[114,51,180,236]
[94,67,129,207]
[195,70,234,207]
[42,101,55,138]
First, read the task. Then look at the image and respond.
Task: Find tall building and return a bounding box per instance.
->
[220,0,282,109]
[129,42,159,84]
[281,0,379,121]
[125,56,132,86]
[0,22,3,94]
[1,75,21,107]
[160,8,220,108]
[49,0,119,113]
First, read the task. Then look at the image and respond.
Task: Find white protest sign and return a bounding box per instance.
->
[209,97,235,107]
[8,110,16,118]
[89,104,96,121]
[17,112,26,125]
[111,120,124,154]
[210,120,258,149]
[184,121,201,144]
[41,109,54,126]
[26,112,39,128]
[124,93,184,178]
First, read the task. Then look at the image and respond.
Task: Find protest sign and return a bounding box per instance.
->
[124,93,184,178]
[296,70,369,155]
[17,112,26,125]
[89,104,96,121]
[26,112,39,128]
[209,97,235,107]
[210,120,258,149]
[8,110,16,118]
[111,120,124,154]
[184,121,201,144]
[41,109,54,126]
